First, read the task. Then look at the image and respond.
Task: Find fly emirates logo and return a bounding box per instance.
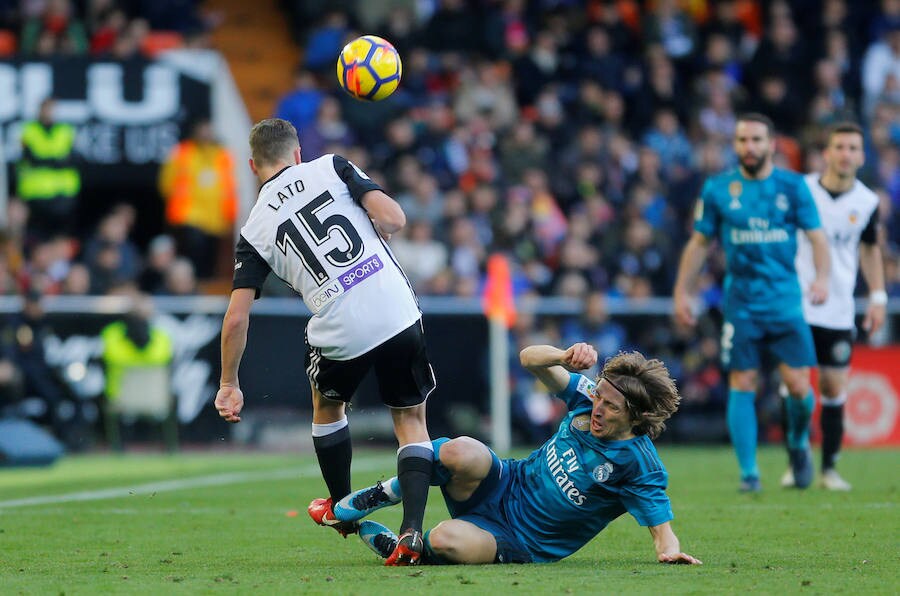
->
[545,440,587,506]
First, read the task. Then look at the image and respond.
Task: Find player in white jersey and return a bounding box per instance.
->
[214,119,436,564]
[783,122,887,491]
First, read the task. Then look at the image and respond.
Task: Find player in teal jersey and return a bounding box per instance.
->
[331,342,701,566]
[673,113,832,492]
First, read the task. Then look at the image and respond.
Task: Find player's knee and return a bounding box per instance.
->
[729,370,758,392]
[438,436,483,471]
[427,521,463,557]
[783,372,810,397]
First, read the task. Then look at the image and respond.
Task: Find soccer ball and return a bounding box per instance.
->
[336,35,402,101]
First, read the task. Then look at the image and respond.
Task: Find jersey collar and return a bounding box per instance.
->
[261,166,292,189]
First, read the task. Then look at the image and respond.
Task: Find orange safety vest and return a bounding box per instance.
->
[160,141,237,235]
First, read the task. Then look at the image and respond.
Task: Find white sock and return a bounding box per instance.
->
[311,417,348,437]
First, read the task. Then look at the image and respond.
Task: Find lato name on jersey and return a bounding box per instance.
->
[266,179,306,211]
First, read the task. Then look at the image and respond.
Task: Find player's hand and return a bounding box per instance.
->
[808,278,828,305]
[215,385,244,423]
[673,292,696,328]
[658,552,703,565]
[863,303,886,334]
[372,219,392,241]
[561,343,598,371]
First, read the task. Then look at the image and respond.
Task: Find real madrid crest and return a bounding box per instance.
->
[849,210,859,224]
[775,193,789,211]
[728,181,742,210]
[571,414,591,432]
[591,462,614,483]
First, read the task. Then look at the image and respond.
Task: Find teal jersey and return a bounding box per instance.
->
[694,167,821,320]
[505,373,673,562]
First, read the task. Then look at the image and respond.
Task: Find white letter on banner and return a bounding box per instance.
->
[20,63,52,120]
[88,64,179,123]
[0,64,18,121]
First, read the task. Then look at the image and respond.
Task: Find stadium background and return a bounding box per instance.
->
[0,0,898,456]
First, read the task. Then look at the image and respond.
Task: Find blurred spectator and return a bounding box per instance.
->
[61,262,90,295]
[1,290,87,447]
[20,0,88,55]
[390,220,448,293]
[138,234,177,295]
[303,11,349,73]
[396,173,444,225]
[298,96,356,160]
[162,257,198,295]
[747,12,808,94]
[82,209,141,295]
[512,30,562,106]
[560,291,628,368]
[579,26,626,92]
[862,21,900,116]
[16,97,80,244]
[642,0,696,63]
[454,62,518,129]
[88,3,128,54]
[99,291,174,451]
[19,238,73,296]
[158,119,237,279]
[275,69,325,133]
[499,120,550,186]
[641,107,693,178]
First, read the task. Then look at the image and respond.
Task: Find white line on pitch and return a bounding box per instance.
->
[0,457,392,510]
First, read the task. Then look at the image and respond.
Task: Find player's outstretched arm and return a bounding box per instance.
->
[361,190,406,239]
[649,522,702,565]
[519,343,598,393]
[673,232,710,328]
[215,288,255,423]
[805,228,831,305]
[859,242,887,333]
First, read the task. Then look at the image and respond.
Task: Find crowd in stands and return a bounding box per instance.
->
[275,0,900,436]
[0,1,899,441]
[0,0,209,57]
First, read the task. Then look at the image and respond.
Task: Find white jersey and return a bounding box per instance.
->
[234,154,421,359]
[796,174,879,330]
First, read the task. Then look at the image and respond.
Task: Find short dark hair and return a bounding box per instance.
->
[735,112,775,137]
[826,121,864,144]
[249,118,300,167]
[600,351,681,439]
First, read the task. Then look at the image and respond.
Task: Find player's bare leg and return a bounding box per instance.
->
[781,363,815,489]
[307,383,358,537]
[426,519,498,564]
[385,403,432,565]
[435,436,495,502]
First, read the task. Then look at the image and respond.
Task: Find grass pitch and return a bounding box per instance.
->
[0,446,897,594]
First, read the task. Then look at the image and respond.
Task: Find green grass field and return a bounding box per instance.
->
[0,446,897,595]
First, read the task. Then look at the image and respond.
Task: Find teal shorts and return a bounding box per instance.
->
[721,315,817,371]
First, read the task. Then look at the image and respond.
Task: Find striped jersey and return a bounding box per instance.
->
[693,167,821,320]
[233,154,421,359]
[796,174,880,330]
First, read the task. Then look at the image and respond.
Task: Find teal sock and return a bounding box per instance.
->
[430,437,452,487]
[727,389,758,480]
[422,529,449,565]
[785,390,815,450]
